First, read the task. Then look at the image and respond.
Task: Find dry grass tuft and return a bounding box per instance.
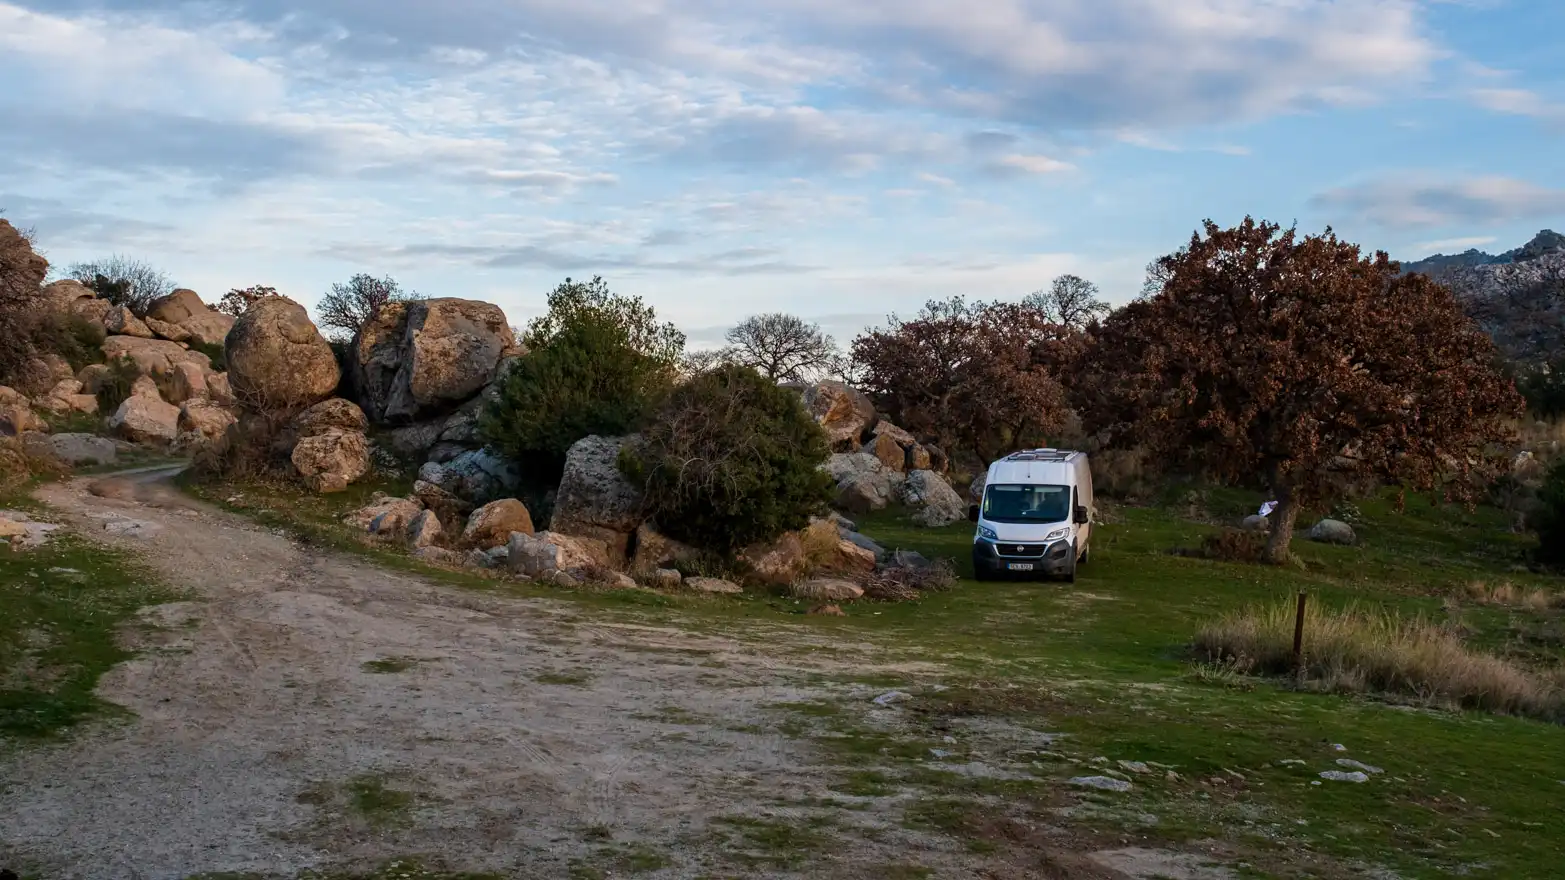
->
[1461,580,1555,610]
[1195,599,1565,722]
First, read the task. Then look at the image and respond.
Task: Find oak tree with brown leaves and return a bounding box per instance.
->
[851,297,1080,463]
[1083,218,1523,563]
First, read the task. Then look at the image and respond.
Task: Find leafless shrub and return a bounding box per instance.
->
[863,558,958,601]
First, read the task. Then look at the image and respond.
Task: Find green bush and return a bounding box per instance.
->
[34,312,107,373]
[94,356,140,414]
[190,340,226,372]
[627,364,835,554]
[1535,458,1565,567]
[480,316,675,490]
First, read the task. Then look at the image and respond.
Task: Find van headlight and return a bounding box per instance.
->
[1045,528,1069,542]
[977,525,998,541]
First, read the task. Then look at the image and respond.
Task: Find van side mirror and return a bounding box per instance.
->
[967,505,980,523]
[1073,505,1089,524]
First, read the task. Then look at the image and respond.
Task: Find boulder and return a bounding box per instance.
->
[291,429,370,488]
[837,528,887,561]
[0,387,44,437]
[108,395,181,444]
[383,421,446,460]
[42,279,99,314]
[796,381,877,449]
[14,354,77,398]
[294,398,368,438]
[144,317,191,343]
[181,311,236,349]
[413,546,466,566]
[836,474,902,514]
[206,372,235,406]
[550,435,645,559]
[907,444,934,471]
[178,402,238,439]
[354,298,517,422]
[630,521,699,573]
[167,361,208,404]
[461,498,535,549]
[225,296,340,409]
[651,568,683,590]
[1241,515,1271,533]
[968,471,988,503]
[306,473,350,494]
[130,375,161,400]
[900,470,966,527]
[32,432,116,465]
[345,495,424,534]
[145,289,209,325]
[791,578,865,602]
[418,449,519,506]
[742,532,809,586]
[76,364,113,395]
[685,577,743,595]
[1308,519,1356,546]
[104,305,154,339]
[506,530,611,579]
[102,336,210,377]
[889,549,934,570]
[414,479,473,523]
[828,539,879,575]
[862,433,907,472]
[38,380,97,416]
[872,421,917,448]
[406,509,444,548]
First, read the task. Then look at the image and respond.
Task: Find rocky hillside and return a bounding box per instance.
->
[1402,229,1565,295]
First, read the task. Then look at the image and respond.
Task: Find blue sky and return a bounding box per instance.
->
[2,0,1562,348]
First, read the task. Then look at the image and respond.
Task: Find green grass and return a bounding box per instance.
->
[0,497,176,741]
[344,773,417,824]
[709,815,830,868]
[534,670,594,686]
[180,474,1565,878]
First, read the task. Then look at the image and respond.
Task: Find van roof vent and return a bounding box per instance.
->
[1003,448,1078,463]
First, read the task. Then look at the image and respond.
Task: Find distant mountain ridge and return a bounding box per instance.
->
[1401,229,1565,277]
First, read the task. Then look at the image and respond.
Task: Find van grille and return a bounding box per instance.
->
[996,543,1049,558]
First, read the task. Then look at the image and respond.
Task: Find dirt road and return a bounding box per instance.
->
[0,471,1216,880]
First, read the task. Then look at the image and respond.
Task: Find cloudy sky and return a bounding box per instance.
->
[3,1,1562,347]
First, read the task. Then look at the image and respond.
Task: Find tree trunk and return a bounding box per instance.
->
[1263,493,1300,565]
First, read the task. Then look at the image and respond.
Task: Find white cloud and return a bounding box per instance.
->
[1312,177,1565,229]
[990,154,1076,175]
[1467,87,1565,123]
[1414,235,1498,253]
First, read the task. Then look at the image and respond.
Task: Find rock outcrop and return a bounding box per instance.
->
[104,305,154,339]
[417,449,519,507]
[293,398,369,438]
[225,296,339,409]
[102,336,212,377]
[0,387,44,436]
[506,530,610,579]
[354,299,517,422]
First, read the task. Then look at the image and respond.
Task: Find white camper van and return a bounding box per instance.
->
[967,449,1094,582]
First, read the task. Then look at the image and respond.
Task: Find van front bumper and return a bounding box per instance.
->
[972,538,1074,578]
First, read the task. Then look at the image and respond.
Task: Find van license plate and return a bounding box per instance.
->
[1007,563,1034,571]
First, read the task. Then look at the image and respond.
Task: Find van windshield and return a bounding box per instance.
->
[982,484,1071,524]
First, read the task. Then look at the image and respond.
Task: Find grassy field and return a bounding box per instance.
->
[0,493,175,742]
[9,470,1563,878]
[173,476,1565,878]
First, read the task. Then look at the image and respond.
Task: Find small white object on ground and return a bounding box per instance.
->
[1118,760,1151,774]
[1070,776,1132,792]
[1331,743,1348,751]
[872,691,912,706]
[1279,759,1307,767]
[929,748,952,759]
[1336,759,1383,775]
[1319,770,1369,783]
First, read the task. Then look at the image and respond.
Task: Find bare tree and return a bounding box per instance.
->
[723,312,841,382]
[1024,274,1110,329]
[65,254,176,316]
[217,285,283,317]
[316,273,419,341]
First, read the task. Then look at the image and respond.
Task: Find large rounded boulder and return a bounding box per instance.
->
[549,434,646,562]
[146,288,235,347]
[225,296,340,410]
[353,298,516,422]
[795,381,877,450]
